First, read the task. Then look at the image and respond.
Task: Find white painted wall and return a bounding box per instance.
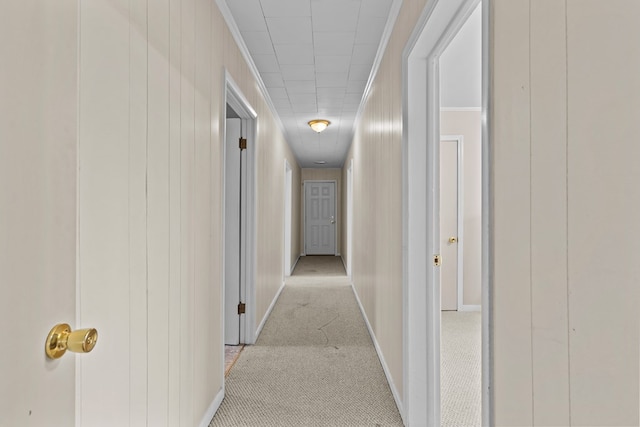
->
[492,0,640,424]
[345,0,640,424]
[440,3,482,109]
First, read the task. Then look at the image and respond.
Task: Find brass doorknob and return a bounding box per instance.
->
[45,323,98,359]
[448,237,458,244]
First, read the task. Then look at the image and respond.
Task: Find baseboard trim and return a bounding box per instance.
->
[290,255,301,275]
[198,387,224,427]
[459,304,481,312]
[349,282,405,424]
[340,255,347,272]
[255,281,286,339]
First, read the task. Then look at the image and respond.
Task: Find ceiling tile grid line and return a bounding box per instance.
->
[222,0,397,167]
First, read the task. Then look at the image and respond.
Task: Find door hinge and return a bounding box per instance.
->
[239,137,247,151]
[433,255,441,266]
[237,302,246,315]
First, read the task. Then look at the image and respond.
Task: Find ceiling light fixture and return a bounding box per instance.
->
[308,119,330,133]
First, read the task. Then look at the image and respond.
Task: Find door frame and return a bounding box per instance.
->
[223,70,258,352]
[283,159,293,277]
[440,134,467,312]
[303,180,337,256]
[402,0,491,425]
[346,160,354,279]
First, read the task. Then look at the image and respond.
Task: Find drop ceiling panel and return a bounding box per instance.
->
[266,17,312,44]
[274,44,314,64]
[227,0,268,32]
[241,31,275,54]
[252,54,280,72]
[315,56,351,73]
[311,0,361,32]
[281,64,316,81]
[260,0,311,17]
[223,0,398,167]
[316,72,349,88]
[313,32,356,55]
[355,16,387,44]
[286,81,316,94]
[262,72,285,87]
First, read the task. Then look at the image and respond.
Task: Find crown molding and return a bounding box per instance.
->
[215,0,291,149]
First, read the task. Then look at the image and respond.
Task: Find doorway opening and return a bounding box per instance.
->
[223,72,258,352]
[283,160,293,277]
[346,160,354,279]
[402,0,490,425]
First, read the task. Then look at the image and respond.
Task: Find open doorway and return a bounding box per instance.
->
[223,72,258,352]
[439,4,482,426]
[402,0,489,425]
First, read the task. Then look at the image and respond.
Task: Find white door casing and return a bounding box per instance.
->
[224,118,242,345]
[224,72,258,347]
[283,160,293,277]
[346,160,354,278]
[304,181,336,255]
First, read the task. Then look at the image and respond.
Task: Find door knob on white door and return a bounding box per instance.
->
[448,237,458,243]
[45,323,98,359]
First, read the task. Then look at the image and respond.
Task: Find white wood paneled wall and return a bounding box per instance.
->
[492,0,640,424]
[346,0,640,423]
[1,0,300,425]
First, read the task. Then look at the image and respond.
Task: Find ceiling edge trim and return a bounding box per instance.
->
[215,0,296,160]
[348,0,404,151]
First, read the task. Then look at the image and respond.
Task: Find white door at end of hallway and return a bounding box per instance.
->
[224,118,243,345]
[305,181,336,255]
[440,139,460,311]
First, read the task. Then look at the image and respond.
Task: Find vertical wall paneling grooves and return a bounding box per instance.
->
[566,1,640,424]
[129,0,149,423]
[529,1,570,424]
[168,0,183,424]
[491,1,533,425]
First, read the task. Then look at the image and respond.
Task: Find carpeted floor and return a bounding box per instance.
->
[210,256,403,427]
[441,311,482,427]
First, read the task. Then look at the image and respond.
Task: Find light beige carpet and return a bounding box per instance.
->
[210,256,403,427]
[441,311,482,427]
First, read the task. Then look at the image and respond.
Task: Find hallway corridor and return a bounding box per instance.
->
[210,256,403,426]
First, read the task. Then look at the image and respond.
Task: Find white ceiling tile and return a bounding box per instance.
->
[281,64,315,81]
[268,87,289,99]
[226,0,268,32]
[344,93,362,103]
[355,16,386,44]
[360,0,393,17]
[346,80,366,93]
[314,55,351,73]
[252,54,280,72]
[274,44,314,64]
[241,31,275,54]
[316,72,348,87]
[317,87,346,96]
[317,92,345,102]
[348,62,371,81]
[285,80,316,94]
[311,0,360,32]
[266,17,312,44]
[260,0,311,17]
[271,97,291,107]
[351,43,378,64]
[318,100,344,110]
[313,32,355,56]
[292,104,319,113]
[262,72,285,87]
[289,93,317,104]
